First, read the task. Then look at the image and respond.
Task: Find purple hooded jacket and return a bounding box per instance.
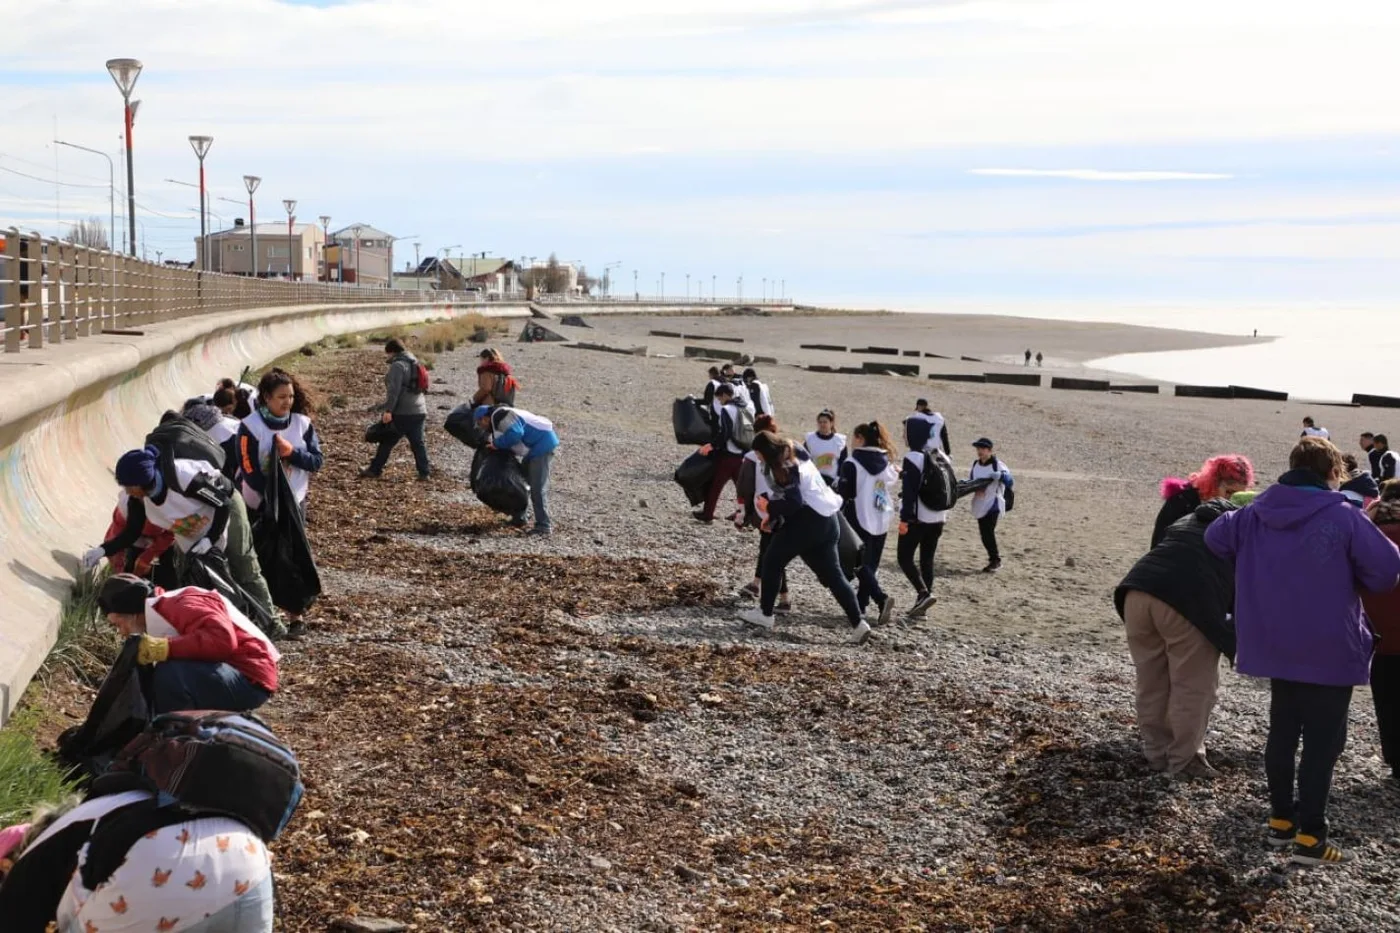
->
[1205,471,1400,686]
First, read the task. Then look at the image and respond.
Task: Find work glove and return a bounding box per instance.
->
[81,547,106,570]
[136,634,170,666]
[698,444,713,456]
[898,522,910,536]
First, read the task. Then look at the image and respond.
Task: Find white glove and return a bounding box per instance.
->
[81,546,106,570]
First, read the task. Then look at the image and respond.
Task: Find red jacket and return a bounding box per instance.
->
[103,505,175,576]
[1365,520,1400,657]
[149,588,279,692]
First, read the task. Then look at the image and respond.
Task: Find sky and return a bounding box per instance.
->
[3,0,1400,309]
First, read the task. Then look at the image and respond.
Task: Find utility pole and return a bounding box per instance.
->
[105,58,143,256]
[244,175,261,277]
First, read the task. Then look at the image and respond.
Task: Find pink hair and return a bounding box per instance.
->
[1189,455,1255,500]
[1159,476,1190,500]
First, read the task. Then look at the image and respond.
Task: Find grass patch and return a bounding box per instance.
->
[0,708,76,825]
[41,571,118,687]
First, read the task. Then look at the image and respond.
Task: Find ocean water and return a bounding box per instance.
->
[890,300,1395,403]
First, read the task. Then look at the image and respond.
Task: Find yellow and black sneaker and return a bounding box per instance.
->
[1265,818,1297,849]
[1292,834,1354,867]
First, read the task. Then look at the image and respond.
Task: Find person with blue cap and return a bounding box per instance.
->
[968,437,1014,573]
[476,403,559,536]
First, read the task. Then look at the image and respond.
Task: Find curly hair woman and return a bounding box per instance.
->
[1153,455,1254,548]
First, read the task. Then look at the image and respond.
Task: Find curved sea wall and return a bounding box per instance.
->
[0,300,514,723]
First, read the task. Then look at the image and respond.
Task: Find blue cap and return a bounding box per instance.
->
[473,405,492,421]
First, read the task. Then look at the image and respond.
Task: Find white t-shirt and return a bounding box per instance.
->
[793,459,843,517]
[969,457,1013,519]
[804,432,847,481]
[1302,426,1330,439]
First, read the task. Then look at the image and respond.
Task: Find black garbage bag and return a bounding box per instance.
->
[837,511,864,582]
[672,397,714,446]
[364,420,399,444]
[55,636,152,781]
[674,451,716,507]
[475,449,530,515]
[957,477,994,499]
[183,547,280,634]
[251,457,322,615]
[445,404,487,449]
[469,444,486,489]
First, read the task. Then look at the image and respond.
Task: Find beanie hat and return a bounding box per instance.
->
[473,405,493,422]
[97,573,153,614]
[1229,490,1259,507]
[183,404,223,432]
[114,446,161,490]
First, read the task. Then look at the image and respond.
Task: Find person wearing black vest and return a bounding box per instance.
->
[1115,498,1239,778]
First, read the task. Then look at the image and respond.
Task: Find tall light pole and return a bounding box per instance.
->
[686,273,690,301]
[386,234,418,290]
[712,274,717,302]
[318,216,332,281]
[106,58,142,256]
[660,271,666,300]
[738,275,743,301]
[55,141,114,251]
[351,224,363,287]
[282,200,297,278]
[188,136,213,271]
[244,176,261,277]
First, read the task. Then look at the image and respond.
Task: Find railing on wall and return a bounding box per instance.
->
[0,228,451,354]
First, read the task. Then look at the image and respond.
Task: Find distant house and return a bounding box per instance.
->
[329,224,396,288]
[432,257,521,297]
[198,221,325,279]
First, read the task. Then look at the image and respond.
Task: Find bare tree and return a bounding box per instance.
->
[65,216,110,250]
[543,253,570,294]
[576,265,597,296]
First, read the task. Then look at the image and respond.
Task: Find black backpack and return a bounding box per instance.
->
[145,415,231,504]
[917,449,959,512]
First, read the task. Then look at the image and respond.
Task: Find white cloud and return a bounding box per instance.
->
[969,169,1233,182]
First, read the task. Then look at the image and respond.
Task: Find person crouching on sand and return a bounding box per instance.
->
[1152,455,1254,549]
[1206,437,1400,867]
[738,432,870,645]
[1115,496,1240,779]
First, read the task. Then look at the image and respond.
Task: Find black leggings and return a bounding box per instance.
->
[978,511,1001,563]
[1266,679,1352,838]
[897,521,944,597]
[755,530,788,594]
[849,515,888,613]
[761,509,861,626]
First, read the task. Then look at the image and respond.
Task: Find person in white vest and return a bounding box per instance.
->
[237,369,323,516]
[804,409,847,487]
[904,398,950,455]
[969,437,1014,574]
[1301,417,1330,440]
[718,363,755,416]
[838,421,900,626]
[743,368,775,418]
[898,423,953,619]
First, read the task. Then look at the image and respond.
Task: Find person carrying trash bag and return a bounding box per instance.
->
[360,338,432,481]
[476,403,560,536]
[95,574,279,715]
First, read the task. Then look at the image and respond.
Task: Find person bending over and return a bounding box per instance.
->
[1152,455,1254,548]
[478,403,560,536]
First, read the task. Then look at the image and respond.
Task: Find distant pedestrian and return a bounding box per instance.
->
[1024,349,1032,366]
[1301,417,1330,439]
[1361,432,1382,477]
[968,438,1014,573]
[1152,455,1254,548]
[1206,436,1400,867]
[1035,351,1043,367]
[361,339,431,481]
[1253,329,1258,338]
[1376,435,1398,482]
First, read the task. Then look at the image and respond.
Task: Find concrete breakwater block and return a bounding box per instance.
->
[863,361,920,377]
[800,343,846,352]
[1175,384,1235,399]
[1230,385,1289,401]
[984,372,1041,387]
[807,365,836,373]
[837,366,867,375]
[924,352,951,359]
[1051,377,1110,392]
[687,333,744,343]
[649,329,683,338]
[571,342,646,356]
[961,355,984,363]
[1110,384,1160,394]
[683,345,743,361]
[903,349,921,357]
[518,321,567,343]
[559,314,592,328]
[853,346,900,356]
[929,373,988,383]
[1353,393,1400,409]
[754,355,778,365]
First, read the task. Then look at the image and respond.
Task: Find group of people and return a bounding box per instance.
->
[1117,435,1400,868]
[687,367,1015,644]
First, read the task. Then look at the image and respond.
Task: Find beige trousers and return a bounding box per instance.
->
[1123,590,1222,773]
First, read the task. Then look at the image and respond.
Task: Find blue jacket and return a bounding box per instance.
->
[490,407,559,461]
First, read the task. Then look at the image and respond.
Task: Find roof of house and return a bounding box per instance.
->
[208,223,321,238]
[446,257,513,278]
[330,223,393,240]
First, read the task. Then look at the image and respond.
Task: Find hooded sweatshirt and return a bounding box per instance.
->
[384,351,428,417]
[838,447,898,536]
[1205,469,1400,685]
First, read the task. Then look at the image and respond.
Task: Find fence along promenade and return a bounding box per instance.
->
[0,227,431,353]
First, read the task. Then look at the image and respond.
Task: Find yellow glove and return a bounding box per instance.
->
[137,634,170,666]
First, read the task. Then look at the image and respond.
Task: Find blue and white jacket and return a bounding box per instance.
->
[490,407,559,461]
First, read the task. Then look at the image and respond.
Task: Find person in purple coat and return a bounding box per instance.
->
[1206,436,1400,868]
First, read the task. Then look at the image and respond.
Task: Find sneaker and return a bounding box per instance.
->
[285,620,308,640]
[775,597,793,615]
[982,560,1002,574]
[907,593,937,619]
[358,468,382,479]
[738,608,775,630]
[737,581,760,600]
[1292,834,1353,867]
[417,473,431,482]
[877,598,895,628]
[507,517,528,529]
[1265,817,1297,850]
[526,526,552,537]
[692,512,714,524]
[848,619,872,645]
[1177,757,1220,781]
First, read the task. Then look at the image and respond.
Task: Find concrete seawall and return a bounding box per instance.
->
[0,300,519,724]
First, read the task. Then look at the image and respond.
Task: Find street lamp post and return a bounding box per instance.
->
[686,273,690,301]
[54,140,114,252]
[243,176,261,277]
[633,269,638,300]
[738,275,743,301]
[105,58,143,256]
[188,136,213,271]
[712,274,717,303]
[351,224,363,287]
[661,271,665,301]
[282,199,297,279]
[318,216,331,281]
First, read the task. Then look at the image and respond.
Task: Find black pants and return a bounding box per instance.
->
[368,413,431,478]
[1372,654,1400,771]
[897,521,945,597]
[755,530,788,594]
[978,510,1001,563]
[761,509,862,626]
[1266,679,1353,838]
[848,515,888,613]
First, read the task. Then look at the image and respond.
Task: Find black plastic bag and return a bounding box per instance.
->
[252,456,322,615]
[475,449,530,515]
[183,547,279,634]
[55,636,152,780]
[672,397,713,446]
[674,451,716,507]
[364,420,399,444]
[837,511,864,582]
[445,404,487,449]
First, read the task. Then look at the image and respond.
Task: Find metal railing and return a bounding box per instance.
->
[0,228,449,353]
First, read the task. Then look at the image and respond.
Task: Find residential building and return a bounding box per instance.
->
[197,221,324,279]
[330,224,394,288]
[438,256,520,297]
